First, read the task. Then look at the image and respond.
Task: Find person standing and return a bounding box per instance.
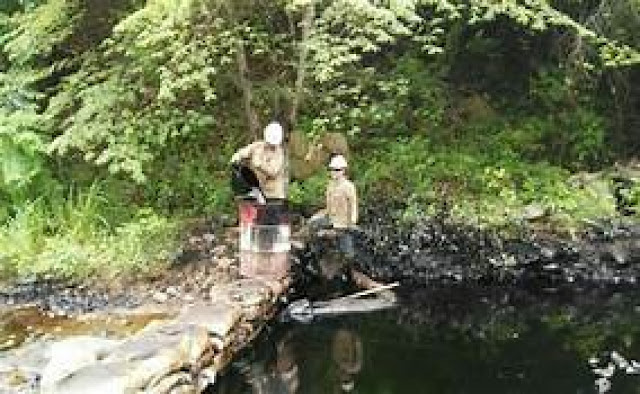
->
[230,121,288,204]
[231,122,290,277]
[309,154,357,258]
[309,154,383,290]
[325,155,358,231]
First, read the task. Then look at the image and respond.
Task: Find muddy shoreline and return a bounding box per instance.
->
[350,206,640,287]
[1,208,639,393]
[1,210,639,327]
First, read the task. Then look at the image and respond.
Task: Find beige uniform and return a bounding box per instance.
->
[234,141,287,199]
[326,178,358,229]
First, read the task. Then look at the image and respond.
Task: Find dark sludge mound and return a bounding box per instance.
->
[291,202,640,294]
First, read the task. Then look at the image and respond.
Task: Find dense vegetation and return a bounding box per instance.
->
[0,0,638,279]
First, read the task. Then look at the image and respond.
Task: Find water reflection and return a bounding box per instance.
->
[331,330,363,393]
[214,284,640,394]
[221,331,298,394]
[213,326,366,394]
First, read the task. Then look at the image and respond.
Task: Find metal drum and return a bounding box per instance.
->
[238,201,290,279]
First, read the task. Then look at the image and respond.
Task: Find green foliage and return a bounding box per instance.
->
[0,186,180,279]
[46,1,221,181]
[301,55,448,136]
[632,184,640,216]
[139,154,235,216]
[0,95,49,219]
[618,180,640,217]
[424,0,640,67]
[0,0,638,280]
[525,69,608,167]
[4,0,636,182]
[307,0,421,84]
[355,135,616,230]
[2,0,79,65]
[288,172,327,208]
[0,121,45,193]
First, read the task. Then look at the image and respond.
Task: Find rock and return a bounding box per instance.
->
[177,325,212,365]
[210,280,273,318]
[177,304,240,338]
[40,336,121,392]
[216,257,233,271]
[152,291,169,303]
[521,204,547,221]
[3,368,28,387]
[1,338,17,350]
[0,342,46,392]
[166,287,180,298]
[604,244,628,265]
[182,294,195,303]
[260,279,288,298]
[121,351,182,390]
[197,367,217,391]
[103,323,211,391]
[49,362,130,394]
[105,325,182,364]
[595,377,611,393]
[147,372,194,394]
[539,245,557,260]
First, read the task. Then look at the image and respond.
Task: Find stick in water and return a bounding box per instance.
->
[337,282,400,301]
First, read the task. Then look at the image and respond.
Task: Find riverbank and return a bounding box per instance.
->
[0,220,237,318]
[350,206,640,287]
[1,202,639,392]
[0,277,290,393]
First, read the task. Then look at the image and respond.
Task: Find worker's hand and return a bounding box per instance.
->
[317,228,337,238]
[309,212,323,221]
[230,152,241,164]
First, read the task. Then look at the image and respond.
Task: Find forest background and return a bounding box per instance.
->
[0,0,638,279]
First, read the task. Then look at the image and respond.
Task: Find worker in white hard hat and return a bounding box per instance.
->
[325,154,357,229]
[231,121,288,202]
[309,154,357,231]
[308,154,383,290]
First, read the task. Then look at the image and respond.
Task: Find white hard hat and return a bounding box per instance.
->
[328,154,348,169]
[264,122,283,145]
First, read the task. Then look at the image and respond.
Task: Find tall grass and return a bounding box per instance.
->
[0,183,180,280]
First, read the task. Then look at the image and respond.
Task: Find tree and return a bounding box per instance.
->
[2,0,638,183]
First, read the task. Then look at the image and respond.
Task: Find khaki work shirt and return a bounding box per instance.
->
[326,178,358,229]
[235,141,287,199]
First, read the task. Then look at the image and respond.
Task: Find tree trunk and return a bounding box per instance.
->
[288,2,315,129]
[236,41,260,139]
[222,0,260,139]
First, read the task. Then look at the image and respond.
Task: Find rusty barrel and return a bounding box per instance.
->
[238,201,290,279]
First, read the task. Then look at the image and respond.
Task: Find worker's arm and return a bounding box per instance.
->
[349,183,358,226]
[311,208,327,219]
[324,185,331,216]
[308,188,329,221]
[230,142,257,164]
